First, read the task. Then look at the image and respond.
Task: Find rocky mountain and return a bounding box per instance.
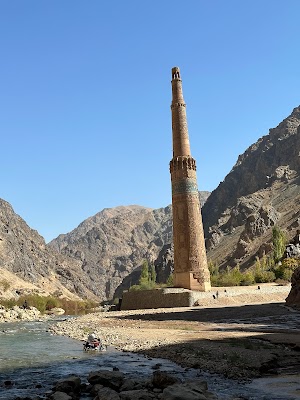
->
[48,192,211,301]
[0,199,98,300]
[48,205,173,300]
[203,106,300,268]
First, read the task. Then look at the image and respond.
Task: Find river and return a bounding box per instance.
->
[0,319,297,399]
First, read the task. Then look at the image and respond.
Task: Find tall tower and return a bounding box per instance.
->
[169,67,211,291]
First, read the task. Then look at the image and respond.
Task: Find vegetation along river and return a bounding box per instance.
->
[0,319,296,399]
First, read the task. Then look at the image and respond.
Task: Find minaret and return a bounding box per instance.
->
[169,67,211,291]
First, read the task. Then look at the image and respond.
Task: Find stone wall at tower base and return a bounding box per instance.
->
[121,288,211,310]
[120,284,290,310]
[173,272,211,291]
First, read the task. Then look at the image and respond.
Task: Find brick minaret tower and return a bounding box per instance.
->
[169,67,211,291]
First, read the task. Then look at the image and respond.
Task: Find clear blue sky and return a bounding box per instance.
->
[1,1,300,242]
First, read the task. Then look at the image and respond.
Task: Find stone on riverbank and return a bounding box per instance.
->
[53,375,81,394]
[87,370,125,390]
[47,307,65,315]
[152,370,180,389]
[45,370,216,400]
[161,381,217,400]
[94,386,121,400]
[49,391,73,400]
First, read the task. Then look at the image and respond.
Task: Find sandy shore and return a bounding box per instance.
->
[50,283,300,380]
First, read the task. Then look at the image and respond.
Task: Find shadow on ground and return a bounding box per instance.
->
[110,302,300,378]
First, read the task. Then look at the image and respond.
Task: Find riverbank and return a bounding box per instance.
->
[0,305,44,322]
[50,283,300,380]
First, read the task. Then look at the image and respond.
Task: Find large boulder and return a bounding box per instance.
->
[49,392,73,400]
[161,380,217,400]
[286,266,300,308]
[87,370,125,390]
[94,386,121,400]
[48,307,65,315]
[151,370,179,389]
[53,375,81,394]
[119,389,154,400]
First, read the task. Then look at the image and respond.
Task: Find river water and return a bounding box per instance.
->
[0,319,297,400]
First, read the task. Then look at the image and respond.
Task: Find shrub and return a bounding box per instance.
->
[208,260,221,286]
[129,285,141,291]
[254,270,276,283]
[0,279,10,292]
[240,271,255,286]
[281,268,294,281]
[212,266,243,287]
[281,257,300,270]
[166,273,174,287]
[274,257,300,281]
[208,260,219,276]
[45,297,60,310]
[0,295,97,314]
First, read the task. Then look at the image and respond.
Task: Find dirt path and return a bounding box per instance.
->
[50,284,300,380]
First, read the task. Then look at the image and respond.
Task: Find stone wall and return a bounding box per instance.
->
[121,288,194,310]
[120,284,290,310]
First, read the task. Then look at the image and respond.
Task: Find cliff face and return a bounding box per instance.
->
[0,199,97,300]
[48,205,173,300]
[203,106,300,268]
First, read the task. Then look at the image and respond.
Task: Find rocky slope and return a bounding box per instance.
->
[48,205,173,300]
[0,199,97,300]
[48,192,210,301]
[203,106,300,269]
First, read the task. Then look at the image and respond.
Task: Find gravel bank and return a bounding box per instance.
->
[49,284,300,380]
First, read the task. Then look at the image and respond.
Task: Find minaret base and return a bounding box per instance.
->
[174,272,211,292]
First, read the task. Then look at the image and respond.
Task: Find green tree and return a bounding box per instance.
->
[272,226,286,263]
[139,260,149,286]
[208,260,219,276]
[150,264,156,284]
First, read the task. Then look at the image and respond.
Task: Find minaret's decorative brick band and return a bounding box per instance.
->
[170,67,211,291]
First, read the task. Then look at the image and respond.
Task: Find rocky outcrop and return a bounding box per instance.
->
[202,106,300,268]
[0,199,97,300]
[285,267,300,309]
